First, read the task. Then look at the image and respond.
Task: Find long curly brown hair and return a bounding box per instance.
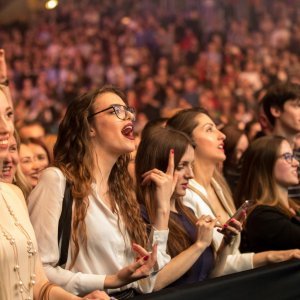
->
[53,86,147,268]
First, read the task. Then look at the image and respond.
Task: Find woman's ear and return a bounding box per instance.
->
[89,126,96,137]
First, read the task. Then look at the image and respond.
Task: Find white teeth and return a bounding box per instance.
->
[0,140,8,145]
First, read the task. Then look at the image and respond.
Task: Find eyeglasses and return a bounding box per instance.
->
[278,152,297,164]
[88,104,136,121]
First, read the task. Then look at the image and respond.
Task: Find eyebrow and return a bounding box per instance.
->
[201,122,215,128]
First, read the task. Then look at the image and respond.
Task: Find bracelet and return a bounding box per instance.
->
[0,78,9,86]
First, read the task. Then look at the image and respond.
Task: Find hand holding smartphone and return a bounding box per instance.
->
[218,200,254,239]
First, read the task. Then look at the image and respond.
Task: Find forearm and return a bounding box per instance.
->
[210,239,234,278]
[154,242,208,291]
[152,208,170,230]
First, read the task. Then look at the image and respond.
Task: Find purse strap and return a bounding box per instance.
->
[57,180,73,267]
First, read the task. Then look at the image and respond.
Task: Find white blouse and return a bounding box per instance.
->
[28,167,170,296]
[183,179,254,275]
[0,183,39,300]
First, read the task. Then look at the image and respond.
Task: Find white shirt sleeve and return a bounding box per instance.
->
[28,167,170,295]
[28,167,105,295]
[183,187,254,275]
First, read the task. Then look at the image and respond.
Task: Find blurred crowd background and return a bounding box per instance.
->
[1,0,300,135]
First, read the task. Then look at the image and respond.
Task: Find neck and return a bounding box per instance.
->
[170,197,176,212]
[193,156,215,189]
[93,145,119,187]
[277,184,290,210]
[273,125,296,148]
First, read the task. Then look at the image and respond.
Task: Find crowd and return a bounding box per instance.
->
[1,0,300,299]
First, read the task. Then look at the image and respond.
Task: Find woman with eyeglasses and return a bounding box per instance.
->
[235,135,300,252]
[28,86,171,298]
[167,108,300,276]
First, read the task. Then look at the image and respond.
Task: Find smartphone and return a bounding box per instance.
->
[219,200,254,234]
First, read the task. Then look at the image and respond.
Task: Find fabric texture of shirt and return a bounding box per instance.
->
[28,167,170,296]
[183,179,254,275]
[0,183,39,300]
[141,205,214,288]
[242,205,300,252]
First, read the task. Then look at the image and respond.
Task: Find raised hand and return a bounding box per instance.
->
[141,149,178,211]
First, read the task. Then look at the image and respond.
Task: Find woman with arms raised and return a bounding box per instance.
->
[167,107,300,275]
[28,86,170,298]
[135,126,240,290]
[236,135,300,252]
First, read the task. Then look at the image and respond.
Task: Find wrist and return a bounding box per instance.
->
[194,240,209,252]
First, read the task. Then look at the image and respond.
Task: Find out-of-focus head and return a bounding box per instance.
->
[17,120,46,141]
[262,82,300,135]
[0,87,14,168]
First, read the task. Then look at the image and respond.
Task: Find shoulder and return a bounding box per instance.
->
[248,205,288,223]
[0,182,27,210]
[39,166,65,182]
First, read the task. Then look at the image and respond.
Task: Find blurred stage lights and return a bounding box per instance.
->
[45,0,59,10]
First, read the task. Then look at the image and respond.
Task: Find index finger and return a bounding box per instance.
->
[166,149,174,175]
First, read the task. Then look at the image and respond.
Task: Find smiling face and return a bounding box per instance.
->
[28,143,49,171]
[19,144,40,187]
[0,135,19,183]
[0,89,14,168]
[173,144,195,198]
[274,140,299,187]
[89,92,136,156]
[192,114,226,163]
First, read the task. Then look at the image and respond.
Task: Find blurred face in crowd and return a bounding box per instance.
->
[18,123,45,141]
[0,89,14,168]
[274,139,299,188]
[192,113,226,163]
[172,145,194,198]
[28,143,49,171]
[235,134,249,161]
[19,142,49,188]
[273,98,300,135]
[0,135,19,183]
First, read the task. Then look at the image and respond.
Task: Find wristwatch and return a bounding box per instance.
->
[0,78,9,86]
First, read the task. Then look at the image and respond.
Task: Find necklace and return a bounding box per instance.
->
[0,192,37,300]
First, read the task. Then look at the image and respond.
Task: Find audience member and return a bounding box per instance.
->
[167,107,300,275]
[0,81,109,300]
[136,126,240,290]
[28,86,170,297]
[236,136,300,252]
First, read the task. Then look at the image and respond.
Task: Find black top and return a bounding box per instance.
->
[141,205,214,288]
[241,205,300,253]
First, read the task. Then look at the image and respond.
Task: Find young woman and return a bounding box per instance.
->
[235,135,300,252]
[28,86,170,297]
[19,138,50,191]
[167,107,300,275]
[0,86,109,299]
[135,126,240,290]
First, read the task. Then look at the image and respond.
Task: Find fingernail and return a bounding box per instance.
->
[171,149,174,154]
[223,224,228,228]
[143,255,149,261]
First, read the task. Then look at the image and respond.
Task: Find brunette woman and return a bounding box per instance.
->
[167,108,300,275]
[236,135,300,252]
[28,86,171,297]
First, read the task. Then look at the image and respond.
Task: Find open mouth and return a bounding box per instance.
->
[0,139,9,150]
[121,123,134,140]
[2,165,12,177]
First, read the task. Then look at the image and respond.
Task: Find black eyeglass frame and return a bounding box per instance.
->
[88,104,136,120]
